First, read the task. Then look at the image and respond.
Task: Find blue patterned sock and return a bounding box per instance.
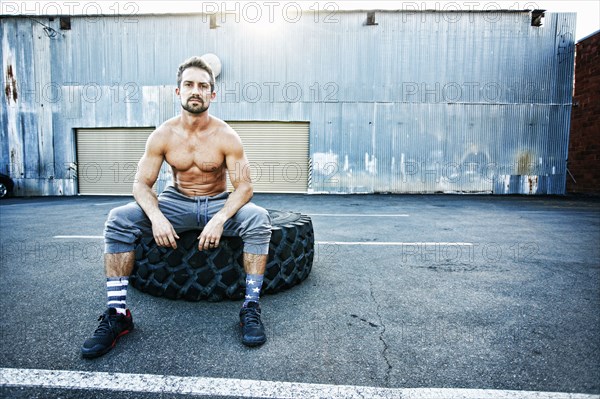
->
[106,277,128,315]
[243,273,264,307]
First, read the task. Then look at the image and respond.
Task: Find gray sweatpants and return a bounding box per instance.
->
[104,186,272,255]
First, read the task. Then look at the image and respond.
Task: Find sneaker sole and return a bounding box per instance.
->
[242,338,267,347]
[81,327,133,359]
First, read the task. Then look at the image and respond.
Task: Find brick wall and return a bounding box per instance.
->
[568,31,600,194]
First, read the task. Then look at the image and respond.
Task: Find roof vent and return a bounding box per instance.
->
[365,11,378,26]
[60,16,71,30]
[531,10,545,27]
[210,14,219,29]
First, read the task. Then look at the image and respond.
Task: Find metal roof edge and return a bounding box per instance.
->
[577,29,600,44]
[1,9,561,18]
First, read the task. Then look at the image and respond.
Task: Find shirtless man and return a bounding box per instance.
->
[81,56,272,358]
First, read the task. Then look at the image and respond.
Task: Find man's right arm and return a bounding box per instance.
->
[132,129,180,248]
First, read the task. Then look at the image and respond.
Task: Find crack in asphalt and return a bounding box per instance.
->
[350,314,379,328]
[369,278,393,386]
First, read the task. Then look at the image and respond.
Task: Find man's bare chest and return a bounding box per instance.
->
[164,140,225,173]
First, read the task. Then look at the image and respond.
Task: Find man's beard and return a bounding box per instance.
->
[182,97,209,114]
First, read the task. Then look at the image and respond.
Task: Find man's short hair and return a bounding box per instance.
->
[177,56,215,92]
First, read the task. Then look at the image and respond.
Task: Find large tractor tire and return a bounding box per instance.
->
[130,210,314,301]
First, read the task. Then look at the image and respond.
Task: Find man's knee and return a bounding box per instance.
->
[241,204,272,232]
[104,203,146,253]
[105,206,122,227]
[105,204,138,231]
[253,205,271,225]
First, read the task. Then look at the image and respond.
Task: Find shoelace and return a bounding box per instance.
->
[93,314,114,337]
[242,308,262,326]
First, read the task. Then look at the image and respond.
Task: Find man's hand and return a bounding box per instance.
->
[151,214,180,249]
[198,215,225,251]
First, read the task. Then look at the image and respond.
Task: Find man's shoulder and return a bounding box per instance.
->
[211,117,242,146]
[149,117,181,143]
[145,118,179,151]
[210,116,236,135]
[157,116,181,134]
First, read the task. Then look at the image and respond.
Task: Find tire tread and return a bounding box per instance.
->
[130,210,314,301]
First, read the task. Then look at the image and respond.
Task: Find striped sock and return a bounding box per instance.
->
[243,274,264,307]
[106,277,128,315]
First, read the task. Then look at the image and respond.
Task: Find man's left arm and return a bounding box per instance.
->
[198,132,253,250]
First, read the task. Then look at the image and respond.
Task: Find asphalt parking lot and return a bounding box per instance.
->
[0,194,599,398]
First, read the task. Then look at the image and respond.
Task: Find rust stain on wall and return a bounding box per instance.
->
[528,175,538,194]
[517,152,534,175]
[5,64,18,103]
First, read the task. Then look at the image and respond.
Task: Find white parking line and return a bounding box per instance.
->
[317,241,474,246]
[54,235,103,239]
[93,201,128,206]
[308,213,409,217]
[1,368,597,399]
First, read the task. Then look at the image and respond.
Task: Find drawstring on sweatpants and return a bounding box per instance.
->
[204,197,209,225]
[195,196,212,226]
[196,197,201,225]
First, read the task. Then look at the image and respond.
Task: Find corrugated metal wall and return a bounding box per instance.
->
[0,10,576,195]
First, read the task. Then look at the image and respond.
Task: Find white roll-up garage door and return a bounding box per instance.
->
[76,128,153,195]
[227,121,309,193]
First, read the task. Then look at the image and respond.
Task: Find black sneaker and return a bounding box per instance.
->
[81,308,133,358]
[239,302,266,347]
